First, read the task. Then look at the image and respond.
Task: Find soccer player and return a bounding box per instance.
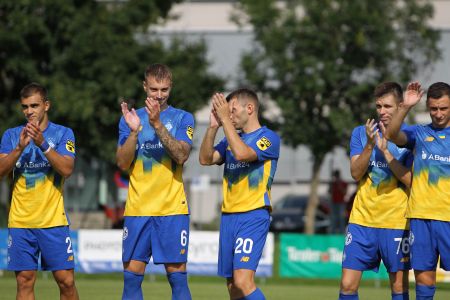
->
[117,63,193,300]
[385,81,450,300]
[199,89,280,300]
[0,83,79,300]
[339,82,413,300]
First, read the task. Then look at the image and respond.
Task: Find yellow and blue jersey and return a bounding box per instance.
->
[0,122,75,228]
[349,125,413,229]
[118,106,194,216]
[403,124,450,221]
[214,126,280,213]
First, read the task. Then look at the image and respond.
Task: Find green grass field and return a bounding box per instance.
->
[1,273,450,300]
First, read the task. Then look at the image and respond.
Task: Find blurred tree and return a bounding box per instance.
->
[0,0,223,162]
[236,0,440,234]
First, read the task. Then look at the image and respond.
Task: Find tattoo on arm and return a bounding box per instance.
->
[155,125,191,164]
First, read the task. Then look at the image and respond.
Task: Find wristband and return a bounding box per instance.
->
[39,140,51,154]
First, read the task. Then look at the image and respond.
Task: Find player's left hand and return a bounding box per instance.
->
[25,121,45,146]
[145,97,161,127]
[211,93,230,123]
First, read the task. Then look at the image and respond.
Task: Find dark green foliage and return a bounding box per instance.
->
[0,0,223,162]
[237,0,440,162]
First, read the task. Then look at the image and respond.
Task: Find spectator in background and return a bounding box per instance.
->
[330,169,348,234]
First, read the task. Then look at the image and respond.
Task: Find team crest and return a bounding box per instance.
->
[256,137,272,151]
[425,136,434,142]
[409,231,414,246]
[66,140,75,153]
[186,126,194,140]
[123,227,128,241]
[165,122,173,131]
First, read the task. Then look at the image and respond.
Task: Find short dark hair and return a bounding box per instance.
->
[226,88,260,111]
[144,63,172,83]
[374,82,403,102]
[20,82,48,101]
[427,82,450,101]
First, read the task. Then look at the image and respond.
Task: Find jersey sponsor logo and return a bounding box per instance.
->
[257,137,272,151]
[226,161,250,169]
[17,161,50,169]
[421,150,450,162]
[370,160,388,168]
[186,126,194,140]
[140,141,163,150]
[66,140,75,153]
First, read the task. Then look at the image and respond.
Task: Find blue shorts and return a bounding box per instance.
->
[342,223,410,273]
[7,226,75,271]
[122,215,189,264]
[410,219,450,271]
[218,209,270,278]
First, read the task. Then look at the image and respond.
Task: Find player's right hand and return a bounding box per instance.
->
[210,109,222,128]
[18,127,31,150]
[365,118,378,147]
[121,102,141,133]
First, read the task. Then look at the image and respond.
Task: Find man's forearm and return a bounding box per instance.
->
[0,148,22,177]
[385,105,410,145]
[221,119,253,161]
[350,145,373,181]
[199,127,219,165]
[44,150,74,178]
[116,132,138,170]
[383,150,412,188]
[153,121,190,165]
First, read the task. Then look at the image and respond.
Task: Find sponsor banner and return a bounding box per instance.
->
[78,230,122,261]
[280,233,389,279]
[40,229,273,276]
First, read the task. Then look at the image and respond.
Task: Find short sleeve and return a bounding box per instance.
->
[0,129,14,154]
[404,150,414,168]
[118,116,131,146]
[175,112,195,145]
[214,137,228,160]
[350,127,364,158]
[248,131,280,161]
[402,125,417,150]
[55,127,76,158]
